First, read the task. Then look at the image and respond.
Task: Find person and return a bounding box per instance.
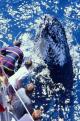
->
[7,83,34,110]
[0,41,23,77]
[7,83,41,120]
[0,62,40,121]
[9,60,33,89]
[0,63,9,121]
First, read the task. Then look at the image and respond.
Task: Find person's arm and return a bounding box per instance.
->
[0,64,8,85]
[17,53,23,69]
[0,47,7,55]
[7,85,15,103]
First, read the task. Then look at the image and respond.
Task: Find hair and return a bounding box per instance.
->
[25,60,32,69]
[25,84,34,94]
[13,41,21,47]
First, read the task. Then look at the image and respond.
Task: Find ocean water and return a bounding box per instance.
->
[0,0,80,121]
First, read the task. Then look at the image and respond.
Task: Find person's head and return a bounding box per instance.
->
[25,60,32,69]
[13,40,21,47]
[25,83,34,94]
[32,109,42,120]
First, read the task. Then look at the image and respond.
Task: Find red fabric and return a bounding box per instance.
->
[0,104,5,112]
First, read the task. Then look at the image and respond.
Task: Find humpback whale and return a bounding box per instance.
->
[37,15,73,90]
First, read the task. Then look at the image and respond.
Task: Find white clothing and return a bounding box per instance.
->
[9,66,32,88]
[17,88,31,106]
[18,114,33,121]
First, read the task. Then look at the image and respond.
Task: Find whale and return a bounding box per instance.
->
[36,15,73,90]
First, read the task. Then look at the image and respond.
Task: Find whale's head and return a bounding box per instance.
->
[36,15,70,66]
